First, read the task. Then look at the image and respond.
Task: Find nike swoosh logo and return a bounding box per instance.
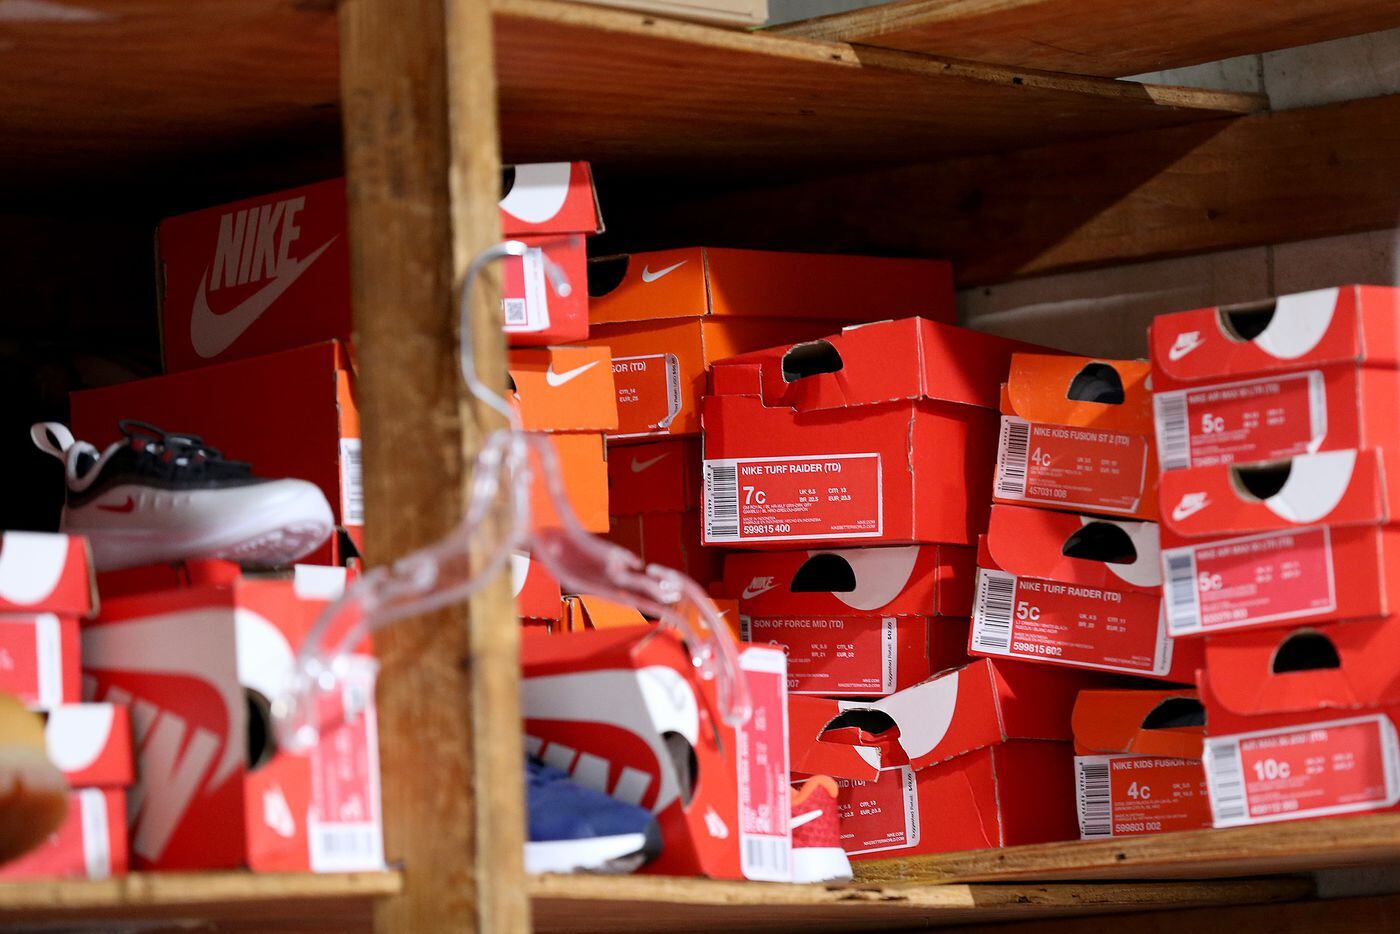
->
[1168,336,1205,362]
[630,453,668,473]
[96,497,135,514]
[741,582,777,600]
[791,809,823,830]
[640,260,686,283]
[1171,495,1210,522]
[190,237,337,359]
[545,361,598,387]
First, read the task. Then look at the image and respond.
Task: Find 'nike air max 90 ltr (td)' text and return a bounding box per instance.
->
[31,421,334,572]
[525,755,661,874]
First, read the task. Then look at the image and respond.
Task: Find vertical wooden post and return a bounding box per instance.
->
[339,0,527,931]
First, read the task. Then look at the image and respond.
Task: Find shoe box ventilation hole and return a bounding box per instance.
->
[663,732,698,806]
[1140,697,1206,731]
[1272,630,1342,674]
[1218,299,1278,342]
[588,256,629,297]
[790,553,856,593]
[1230,460,1292,502]
[1061,522,1138,565]
[1066,363,1126,405]
[246,688,278,771]
[781,340,844,383]
[821,709,897,738]
[500,165,516,200]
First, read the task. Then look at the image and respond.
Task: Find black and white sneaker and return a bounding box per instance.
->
[31,420,335,572]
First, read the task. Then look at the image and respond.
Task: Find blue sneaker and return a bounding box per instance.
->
[525,755,662,874]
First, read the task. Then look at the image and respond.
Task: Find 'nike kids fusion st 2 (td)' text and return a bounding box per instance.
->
[31,421,334,572]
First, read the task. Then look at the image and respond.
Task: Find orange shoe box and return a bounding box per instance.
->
[788,659,1087,859]
[560,594,648,632]
[994,354,1158,520]
[721,545,973,696]
[1151,286,1400,476]
[970,505,1198,682]
[702,318,1037,550]
[1200,622,1400,827]
[585,248,954,442]
[0,532,94,710]
[1072,690,1209,839]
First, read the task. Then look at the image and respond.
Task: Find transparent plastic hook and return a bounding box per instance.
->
[273,238,750,754]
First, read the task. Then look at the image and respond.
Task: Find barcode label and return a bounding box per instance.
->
[1154,390,1191,471]
[309,821,385,872]
[502,298,528,325]
[1163,547,1201,634]
[1075,757,1113,838]
[704,463,740,540]
[742,836,789,881]
[996,417,1032,499]
[1202,737,1247,826]
[340,438,364,527]
[970,569,1016,653]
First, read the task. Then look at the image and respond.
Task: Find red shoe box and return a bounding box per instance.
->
[702,318,1037,550]
[1199,622,1400,827]
[970,505,1197,681]
[609,438,702,516]
[156,164,601,372]
[994,354,1158,520]
[522,625,792,881]
[585,249,954,443]
[788,659,1086,859]
[721,545,974,696]
[1071,689,1209,840]
[509,345,617,533]
[82,566,384,872]
[514,553,563,630]
[70,340,362,565]
[0,703,136,880]
[0,533,95,709]
[606,510,725,587]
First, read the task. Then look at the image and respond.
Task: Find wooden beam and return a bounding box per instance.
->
[772,0,1400,79]
[339,0,522,932]
[597,94,1400,286]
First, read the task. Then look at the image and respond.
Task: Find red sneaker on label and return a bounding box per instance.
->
[790,775,851,883]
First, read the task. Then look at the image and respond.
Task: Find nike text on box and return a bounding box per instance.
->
[721,545,974,696]
[995,354,1158,520]
[585,248,954,443]
[70,340,362,565]
[970,505,1198,681]
[0,532,94,710]
[82,569,383,872]
[788,659,1088,858]
[703,318,1039,549]
[522,626,791,880]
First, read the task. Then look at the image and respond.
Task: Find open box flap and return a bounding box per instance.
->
[1072,689,1204,759]
[983,505,1161,592]
[498,161,602,237]
[1003,354,1153,434]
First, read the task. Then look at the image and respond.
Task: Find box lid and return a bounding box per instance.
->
[722,545,974,618]
[513,553,562,622]
[980,505,1162,593]
[708,317,1036,415]
[587,247,954,326]
[608,439,702,515]
[788,658,1086,780]
[1160,448,1386,538]
[563,595,649,632]
[498,162,602,237]
[508,345,618,432]
[44,703,134,788]
[1072,689,1203,759]
[1151,286,1400,384]
[1002,354,1153,434]
[0,533,95,618]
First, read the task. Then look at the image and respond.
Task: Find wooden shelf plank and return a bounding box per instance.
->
[853,812,1400,886]
[772,0,1400,78]
[528,874,1310,933]
[493,0,1263,178]
[0,870,401,926]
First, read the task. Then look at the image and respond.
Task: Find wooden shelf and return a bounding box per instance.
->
[0,870,401,928]
[528,874,1310,933]
[0,0,1263,205]
[853,812,1400,886]
[773,0,1400,78]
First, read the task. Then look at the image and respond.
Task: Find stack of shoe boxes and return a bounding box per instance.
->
[1151,286,1400,829]
[0,532,135,879]
[966,352,1209,841]
[703,315,1098,859]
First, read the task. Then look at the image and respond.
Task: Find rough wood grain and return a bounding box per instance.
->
[528,874,1310,933]
[494,0,1262,178]
[597,94,1400,285]
[852,812,1400,885]
[339,0,512,931]
[772,0,1400,78]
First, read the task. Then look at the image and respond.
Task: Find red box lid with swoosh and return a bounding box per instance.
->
[81,567,384,872]
[609,439,702,515]
[522,625,792,880]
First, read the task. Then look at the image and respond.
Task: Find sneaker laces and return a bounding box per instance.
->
[31,422,126,493]
[30,420,250,492]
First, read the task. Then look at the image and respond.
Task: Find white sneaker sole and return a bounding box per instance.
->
[525,832,650,874]
[791,846,852,884]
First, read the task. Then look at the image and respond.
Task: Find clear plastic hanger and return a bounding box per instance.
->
[272,240,752,753]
